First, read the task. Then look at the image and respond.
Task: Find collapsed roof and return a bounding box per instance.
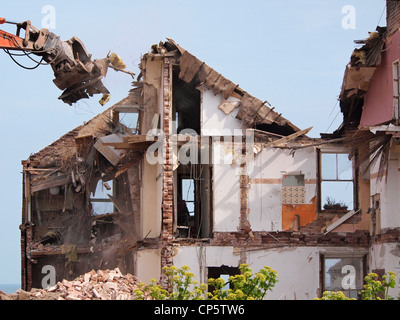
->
[27,38,304,166]
[158,38,301,135]
[336,27,387,133]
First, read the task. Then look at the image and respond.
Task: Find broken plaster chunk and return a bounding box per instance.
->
[218,100,240,115]
[99,93,111,106]
[109,53,127,69]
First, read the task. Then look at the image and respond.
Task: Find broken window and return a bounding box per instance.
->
[90,179,114,215]
[319,151,355,211]
[393,60,400,121]
[176,177,194,238]
[119,113,139,133]
[321,256,365,299]
[175,163,212,239]
[208,266,240,292]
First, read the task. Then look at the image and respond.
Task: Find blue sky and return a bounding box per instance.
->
[0,0,386,285]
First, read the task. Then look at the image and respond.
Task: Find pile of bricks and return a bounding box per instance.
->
[0,268,149,300]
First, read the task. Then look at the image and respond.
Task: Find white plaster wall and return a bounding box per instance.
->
[381,158,400,229]
[173,246,241,291]
[177,245,322,300]
[201,88,245,136]
[247,247,320,300]
[172,245,395,300]
[141,161,162,239]
[213,141,241,232]
[248,183,282,231]
[205,246,241,267]
[370,155,400,230]
[249,148,317,180]
[135,249,161,284]
[248,147,317,232]
[369,243,400,298]
[173,246,205,283]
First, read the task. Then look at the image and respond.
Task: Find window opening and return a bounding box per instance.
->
[320,152,354,211]
[208,266,240,292]
[90,179,114,216]
[393,60,400,122]
[322,256,364,299]
[176,163,212,239]
[172,66,201,134]
[119,113,139,133]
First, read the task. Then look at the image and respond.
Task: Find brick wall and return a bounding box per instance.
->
[160,57,174,288]
[387,0,400,35]
[210,230,371,248]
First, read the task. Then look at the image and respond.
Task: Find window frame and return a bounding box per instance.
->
[90,179,115,216]
[207,266,240,292]
[317,147,358,213]
[393,60,400,121]
[320,253,367,300]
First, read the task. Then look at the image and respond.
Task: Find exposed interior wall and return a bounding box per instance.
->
[370,144,400,230]
[173,246,204,283]
[201,88,245,136]
[384,151,400,229]
[173,244,389,300]
[135,249,161,284]
[248,147,317,232]
[212,141,241,232]
[369,243,400,298]
[205,246,241,268]
[141,160,162,239]
[173,245,240,286]
[248,247,320,300]
[139,56,162,135]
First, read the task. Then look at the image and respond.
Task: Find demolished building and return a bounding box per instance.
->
[20,3,400,299]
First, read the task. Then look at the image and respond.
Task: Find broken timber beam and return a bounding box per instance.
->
[324,209,360,235]
[265,127,312,148]
[31,174,68,193]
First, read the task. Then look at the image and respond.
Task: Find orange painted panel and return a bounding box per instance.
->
[282,196,318,231]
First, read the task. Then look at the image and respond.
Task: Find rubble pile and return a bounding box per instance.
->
[0,268,149,300]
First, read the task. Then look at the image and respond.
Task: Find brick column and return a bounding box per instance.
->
[20,167,32,291]
[387,0,400,36]
[20,170,27,290]
[238,138,253,265]
[160,57,174,288]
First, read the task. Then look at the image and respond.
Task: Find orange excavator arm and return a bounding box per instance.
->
[0,18,27,50]
[0,17,112,105]
[0,29,24,50]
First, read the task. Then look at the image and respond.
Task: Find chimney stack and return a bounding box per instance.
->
[387,0,400,35]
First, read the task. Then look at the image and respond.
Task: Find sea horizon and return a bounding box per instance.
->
[0,283,21,294]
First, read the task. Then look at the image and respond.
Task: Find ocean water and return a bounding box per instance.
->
[0,284,20,294]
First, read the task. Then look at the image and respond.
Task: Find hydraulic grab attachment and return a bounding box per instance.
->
[0,17,132,105]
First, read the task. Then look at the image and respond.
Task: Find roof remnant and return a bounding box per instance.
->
[162,38,301,135]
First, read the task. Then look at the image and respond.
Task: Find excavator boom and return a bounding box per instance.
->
[0,17,113,105]
[0,29,24,50]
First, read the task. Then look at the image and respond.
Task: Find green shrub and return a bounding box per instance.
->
[135,264,278,300]
[315,271,398,300]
